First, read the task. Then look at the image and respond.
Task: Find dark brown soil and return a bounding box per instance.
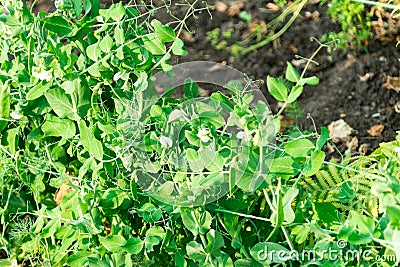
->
[28,0,400,155]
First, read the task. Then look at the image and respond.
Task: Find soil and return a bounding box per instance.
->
[27,0,400,155]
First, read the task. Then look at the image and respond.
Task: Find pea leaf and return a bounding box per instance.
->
[137,203,162,223]
[205,230,224,253]
[316,127,330,150]
[314,202,341,226]
[142,33,166,55]
[286,85,303,104]
[45,88,80,121]
[99,235,126,253]
[99,188,131,210]
[0,85,10,132]
[171,38,187,56]
[267,76,288,102]
[303,149,325,177]
[284,138,315,158]
[41,15,72,35]
[285,62,300,82]
[114,26,125,45]
[99,34,113,53]
[26,81,51,101]
[299,76,319,85]
[86,43,101,61]
[42,114,76,139]
[79,120,103,161]
[269,156,296,175]
[151,19,175,42]
[109,2,125,21]
[122,238,143,254]
[181,209,212,236]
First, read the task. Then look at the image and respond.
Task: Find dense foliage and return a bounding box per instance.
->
[0,1,399,266]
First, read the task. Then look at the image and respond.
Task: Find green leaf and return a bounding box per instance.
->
[109,2,125,21]
[99,188,131,210]
[86,43,101,61]
[334,181,355,203]
[79,120,103,160]
[26,81,51,100]
[269,156,296,175]
[99,34,113,53]
[45,88,80,121]
[183,78,198,99]
[299,76,319,85]
[266,76,288,102]
[314,202,341,226]
[316,127,330,150]
[42,15,72,35]
[67,251,91,267]
[114,26,125,45]
[42,114,76,139]
[186,241,206,262]
[285,62,300,82]
[0,85,10,132]
[291,225,310,244]
[286,85,303,104]
[284,138,315,158]
[205,230,224,253]
[122,238,143,254]
[137,203,162,223]
[250,242,291,264]
[282,187,299,224]
[142,33,166,55]
[151,19,175,42]
[303,149,325,177]
[210,92,233,109]
[171,38,187,56]
[99,235,126,253]
[181,209,212,236]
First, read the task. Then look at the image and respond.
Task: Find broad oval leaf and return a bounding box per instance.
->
[99,235,126,253]
[122,238,144,254]
[266,76,288,102]
[286,85,303,104]
[284,138,315,158]
[142,33,166,55]
[151,19,175,42]
[86,43,101,62]
[42,114,76,139]
[285,62,300,83]
[45,88,80,121]
[99,34,113,53]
